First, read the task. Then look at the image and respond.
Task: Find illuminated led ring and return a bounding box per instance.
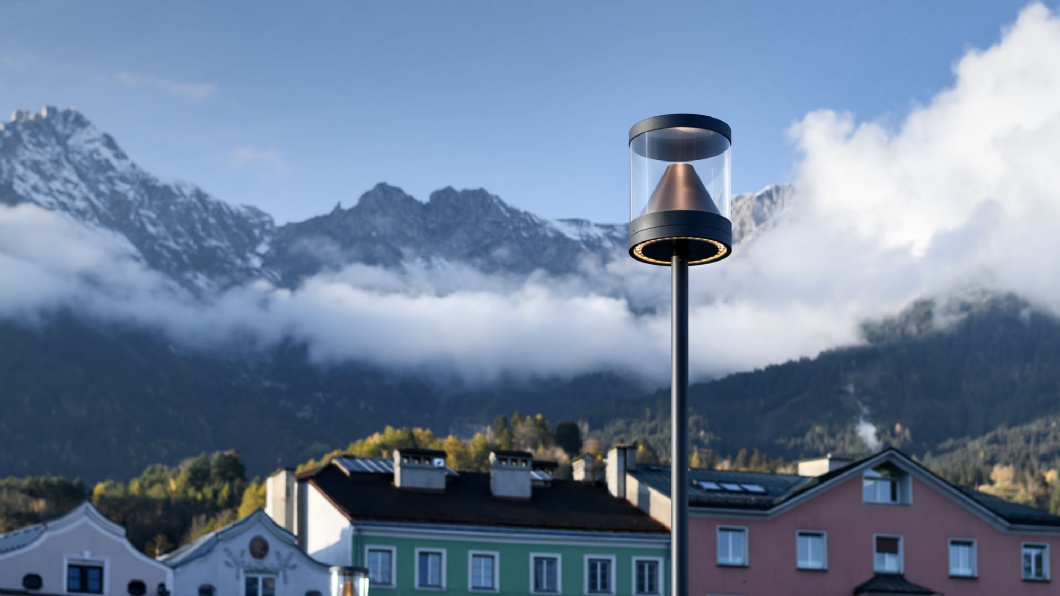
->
[631,236,729,266]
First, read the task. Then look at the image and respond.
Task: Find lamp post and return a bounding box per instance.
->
[628,114,732,596]
[330,566,370,596]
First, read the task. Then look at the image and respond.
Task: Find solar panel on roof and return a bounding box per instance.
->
[720,482,745,492]
[334,456,459,476]
[740,483,767,494]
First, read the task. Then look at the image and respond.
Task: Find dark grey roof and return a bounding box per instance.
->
[630,448,1060,527]
[306,461,668,535]
[958,486,1060,527]
[853,574,936,594]
[0,523,44,554]
[630,467,811,510]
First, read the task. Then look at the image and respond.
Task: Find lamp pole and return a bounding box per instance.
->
[628,114,733,596]
[671,241,690,596]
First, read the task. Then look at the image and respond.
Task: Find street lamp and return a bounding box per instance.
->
[628,114,732,596]
[330,566,370,596]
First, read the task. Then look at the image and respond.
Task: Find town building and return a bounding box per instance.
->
[267,449,670,595]
[607,445,1060,596]
[0,502,173,596]
[159,508,357,596]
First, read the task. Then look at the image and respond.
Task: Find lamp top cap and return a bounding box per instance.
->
[628,113,732,145]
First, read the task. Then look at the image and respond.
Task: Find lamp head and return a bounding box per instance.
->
[628,114,733,266]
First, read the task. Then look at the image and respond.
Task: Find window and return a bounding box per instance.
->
[198,585,216,596]
[949,539,976,578]
[863,464,910,504]
[127,580,147,595]
[245,576,276,596]
[633,558,661,595]
[585,556,614,594]
[1023,543,1049,581]
[873,535,902,574]
[531,554,560,594]
[469,552,498,591]
[67,564,103,594]
[796,531,827,570]
[717,527,748,566]
[367,547,396,587]
[416,549,445,589]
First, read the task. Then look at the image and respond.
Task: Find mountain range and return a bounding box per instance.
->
[1,106,1056,482]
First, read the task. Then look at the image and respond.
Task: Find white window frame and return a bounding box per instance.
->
[716,526,749,567]
[862,466,912,505]
[1022,542,1050,581]
[468,550,500,593]
[873,534,903,574]
[365,545,397,588]
[243,574,277,596]
[631,557,663,595]
[415,548,447,591]
[796,530,827,570]
[530,552,562,595]
[948,538,977,578]
[583,554,615,595]
[63,555,109,596]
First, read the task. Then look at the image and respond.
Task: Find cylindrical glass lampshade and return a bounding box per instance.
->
[629,114,733,266]
[331,566,369,596]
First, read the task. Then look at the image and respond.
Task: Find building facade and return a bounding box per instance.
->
[268,449,670,596]
[608,446,1060,596]
[159,509,340,596]
[0,502,173,596]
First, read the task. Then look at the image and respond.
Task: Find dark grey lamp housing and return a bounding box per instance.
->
[629,114,732,265]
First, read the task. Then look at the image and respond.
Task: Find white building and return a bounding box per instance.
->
[0,502,173,595]
[159,509,341,596]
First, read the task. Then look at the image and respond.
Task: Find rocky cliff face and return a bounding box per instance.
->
[0,107,274,292]
[0,107,793,294]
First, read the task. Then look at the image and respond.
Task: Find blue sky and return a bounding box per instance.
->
[0,1,1046,224]
[4,1,1060,384]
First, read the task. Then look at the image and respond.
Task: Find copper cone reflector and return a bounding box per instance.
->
[644,163,721,216]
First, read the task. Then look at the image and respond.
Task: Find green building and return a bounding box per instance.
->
[266,449,669,595]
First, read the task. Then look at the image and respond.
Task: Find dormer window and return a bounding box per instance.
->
[863,463,911,505]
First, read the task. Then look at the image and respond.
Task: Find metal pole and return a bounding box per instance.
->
[671,241,689,596]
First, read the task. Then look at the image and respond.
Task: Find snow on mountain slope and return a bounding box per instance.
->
[0,107,274,292]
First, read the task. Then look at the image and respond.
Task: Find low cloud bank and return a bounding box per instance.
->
[4,4,1060,384]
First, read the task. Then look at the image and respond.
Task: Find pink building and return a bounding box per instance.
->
[608,447,1060,596]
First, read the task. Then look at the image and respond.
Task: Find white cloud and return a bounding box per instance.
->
[230,147,290,176]
[113,71,216,100]
[4,4,1060,385]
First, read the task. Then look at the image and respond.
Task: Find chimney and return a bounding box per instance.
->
[797,454,853,477]
[572,453,605,484]
[394,449,448,491]
[490,450,533,499]
[265,468,298,534]
[606,445,636,498]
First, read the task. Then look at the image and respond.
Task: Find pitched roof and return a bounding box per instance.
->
[0,524,44,555]
[852,573,936,594]
[0,503,125,556]
[630,466,810,510]
[305,462,668,535]
[629,448,1060,528]
[160,508,327,568]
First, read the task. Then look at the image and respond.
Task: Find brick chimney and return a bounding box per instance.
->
[265,468,298,534]
[606,445,636,498]
[572,453,605,484]
[490,450,533,499]
[797,454,852,477]
[393,448,448,491]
